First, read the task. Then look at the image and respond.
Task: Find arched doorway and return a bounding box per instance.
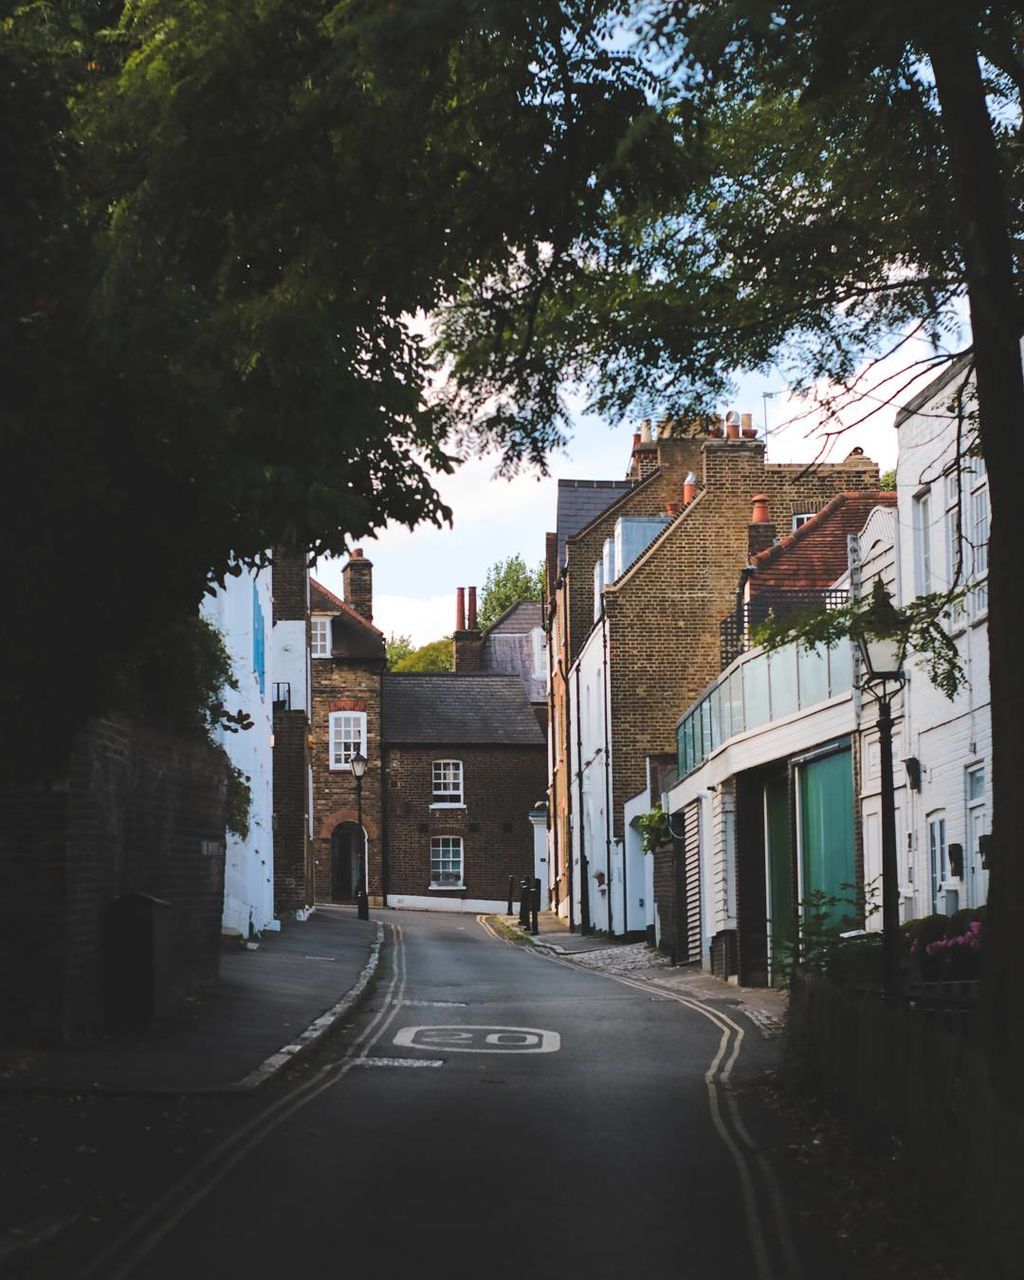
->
[330,822,365,903]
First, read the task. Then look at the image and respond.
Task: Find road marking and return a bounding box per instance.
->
[393,1025,560,1054]
[354,1057,444,1069]
[398,999,467,1007]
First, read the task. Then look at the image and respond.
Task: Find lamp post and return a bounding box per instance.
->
[351,750,368,921]
[857,625,906,1001]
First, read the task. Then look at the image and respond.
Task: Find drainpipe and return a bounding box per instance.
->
[602,613,615,936]
[575,663,591,934]
[545,600,559,912]
[562,575,575,931]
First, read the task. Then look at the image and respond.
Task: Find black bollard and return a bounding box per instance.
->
[531,877,540,935]
[519,879,530,929]
[507,875,515,916]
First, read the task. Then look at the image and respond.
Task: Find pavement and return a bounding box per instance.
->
[0,905,382,1096]
[0,905,785,1098]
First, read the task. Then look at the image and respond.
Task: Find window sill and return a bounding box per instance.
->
[328,764,356,772]
[429,883,466,891]
[430,802,466,810]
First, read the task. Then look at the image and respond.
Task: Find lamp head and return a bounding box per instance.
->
[350,750,368,780]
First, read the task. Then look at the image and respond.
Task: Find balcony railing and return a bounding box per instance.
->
[719,588,848,669]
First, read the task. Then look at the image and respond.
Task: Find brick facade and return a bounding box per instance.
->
[273,706,312,913]
[0,717,227,1046]
[384,744,547,903]
[310,662,384,903]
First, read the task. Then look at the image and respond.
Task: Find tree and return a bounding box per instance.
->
[434,3,1024,1091]
[385,634,416,671]
[1,0,670,767]
[391,637,454,673]
[477,555,545,631]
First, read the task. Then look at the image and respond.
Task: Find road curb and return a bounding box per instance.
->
[0,923,386,1099]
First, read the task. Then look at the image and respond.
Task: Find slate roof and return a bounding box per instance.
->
[485,600,542,634]
[310,576,385,662]
[556,479,632,569]
[749,492,897,594]
[382,674,546,746]
[895,352,973,427]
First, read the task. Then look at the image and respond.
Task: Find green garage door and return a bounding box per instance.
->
[797,747,854,928]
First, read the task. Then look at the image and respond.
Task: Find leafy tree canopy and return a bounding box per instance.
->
[1,0,671,761]
[477,555,545,631]
[385,634,416,671]
[391,637,454,673]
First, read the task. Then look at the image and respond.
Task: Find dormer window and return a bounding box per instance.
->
[312,616,331,658]
[432,759,464,806]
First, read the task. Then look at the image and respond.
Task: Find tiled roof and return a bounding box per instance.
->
[485,600,543,634]
[556,479,632,569]
[310,577,383,636]
[382,674,546,746]
[749,492,897,594]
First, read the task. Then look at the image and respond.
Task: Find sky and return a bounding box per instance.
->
[315,326,967,647]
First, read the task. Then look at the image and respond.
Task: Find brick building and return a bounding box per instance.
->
[310,555,386,905]
[545,415,882,937]
[310,561,547,913]
[382,673,547,911]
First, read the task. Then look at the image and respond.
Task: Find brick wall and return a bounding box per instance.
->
[565,436,706,662]
[0,717,227,1047]
[273,706,311,914]
[602,440,879,836]
[310,661,383,902]
[271,547,308,623]
[384,744,547,903]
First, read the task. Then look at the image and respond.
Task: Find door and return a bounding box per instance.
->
[764,772,794,986]
[330,823,363,902]
[797,749,855,929]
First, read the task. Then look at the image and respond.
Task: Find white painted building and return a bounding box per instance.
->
[201,566,279,937]
[893,360,991,916]
[567,515,670,934]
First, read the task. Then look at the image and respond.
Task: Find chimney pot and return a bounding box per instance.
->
[640,419,652,444]
[751,494,771,523]
[456,586,466,632]
[467,586,478,631]
[725,410,740,439]
[665,502,680,516]
[632,431,642,450]
[683,471,698,505]
[350,547,364,558]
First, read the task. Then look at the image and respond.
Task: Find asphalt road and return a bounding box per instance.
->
[73,911,838,1280]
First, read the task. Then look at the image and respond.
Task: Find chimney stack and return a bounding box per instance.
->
[748,495,775,556]
[452,584,483,671]
[342,548,373,623]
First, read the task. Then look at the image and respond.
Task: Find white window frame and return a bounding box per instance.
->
[912,487,932,597]
[792,512,815,531]
[967,470,989,618]
[311,616,332,658]
[431,759,464,807]
[927,812,947,915]
[430,836,464,889]
[328,711,367,771]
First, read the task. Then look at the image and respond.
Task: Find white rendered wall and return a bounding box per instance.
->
[271,620,309,713]
[201,566,277,936]
[570,623,614,933]
[895,378,992,915]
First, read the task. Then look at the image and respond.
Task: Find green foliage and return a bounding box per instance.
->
[774,880,880,987]
[879,469,896,491]
[391,637,453,673]
[385,634,416,671]
[637,805,670,853]
[752,577,965,701]
[477,555,545,631]
[2,0,666,762]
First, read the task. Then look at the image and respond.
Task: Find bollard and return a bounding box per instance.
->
[519,879,530,929]
[507,875,515,917]
[531,877,540,935]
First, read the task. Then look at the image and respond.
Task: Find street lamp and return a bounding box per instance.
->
[351,749,368,921]
[857,614,907,1002]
